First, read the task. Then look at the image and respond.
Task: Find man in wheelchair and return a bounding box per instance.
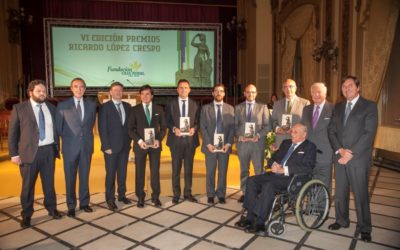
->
[235,123,317,236]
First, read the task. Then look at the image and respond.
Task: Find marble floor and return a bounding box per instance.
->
[0,166,399,250]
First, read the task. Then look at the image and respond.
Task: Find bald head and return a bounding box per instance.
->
[282,79,297,99]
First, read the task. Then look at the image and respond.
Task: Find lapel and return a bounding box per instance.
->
[209,103,217,128]
[24,101,38,129]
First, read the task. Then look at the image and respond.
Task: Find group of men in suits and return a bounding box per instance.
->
[235,76,377,242]
[9,76,377,243]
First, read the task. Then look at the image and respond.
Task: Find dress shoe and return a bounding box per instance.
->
[67,209,75,217]
[20,217,31,228]
[234,219,252,230]
[328,222,348,231]
[107,201,118,211]
[118,197,132,204]
[184,195,198,203]
[218,197,226,204]
[361,232,372,242]
[48,209,63,219]
[137,198,145,208]
[80,205,93,213]
[172,196,180,204]
[246,224,266,237]
[152,198,162,207]
[238,195,244,203]
[207,197,215,204]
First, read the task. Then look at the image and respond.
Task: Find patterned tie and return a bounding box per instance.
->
[247,103,252,122]
[116,103,123,124]
[145,104,151,125]
[344,102,352,125]
[216,104,223,133]
[281,143,296,165]
[312,105,320,129]
[38,104,45,141]
[181,100,186,117]
[76,100,83,121]
[286,100,292,114]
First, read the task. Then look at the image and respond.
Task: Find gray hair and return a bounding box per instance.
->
[311,82,327,94]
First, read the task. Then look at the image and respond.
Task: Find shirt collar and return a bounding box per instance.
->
[246,101,255,105]
[73,96,82,103]
[142,102,152,107]
[112,99,122,105]
[347,95,360,106]
[179,97,188,102]
[214,100,223,106]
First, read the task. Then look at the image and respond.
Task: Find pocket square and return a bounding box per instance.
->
[324,117,330,120]
[297,151,305,154]
[155,113,159,116]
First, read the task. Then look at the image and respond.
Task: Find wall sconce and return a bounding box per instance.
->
[7,8,33,44]
[312,40,339,70]
[226,16,247,50]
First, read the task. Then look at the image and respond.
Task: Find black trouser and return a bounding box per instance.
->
[134,147,161,199]
[19,144,57,218]
[170,138,195,197]
[104,148,130,201]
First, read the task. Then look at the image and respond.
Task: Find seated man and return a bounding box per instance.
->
[235,123,316,236]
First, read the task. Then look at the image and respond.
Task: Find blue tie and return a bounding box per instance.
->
[281,143,296,165]
[38,104,45,141]
[247,103,252,122]
[216,104,223,133]
[181,100,186,117]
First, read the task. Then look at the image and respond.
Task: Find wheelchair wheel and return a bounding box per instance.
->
[268,220,286,236]
[295,179,330,231]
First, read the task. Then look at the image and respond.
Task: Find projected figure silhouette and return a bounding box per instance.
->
[191,33,212,86]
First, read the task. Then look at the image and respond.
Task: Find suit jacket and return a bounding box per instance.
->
[56,97,97,156]
[200,102,234,154]
[234,101,271,149]
[301,102,334,164]
[8,100,59,164]
[98,101,132,153]
[128,103,167,150]
[271,96,310,146]
[328,96,378,168]
[165,98,200,148]
[267,139,316,176]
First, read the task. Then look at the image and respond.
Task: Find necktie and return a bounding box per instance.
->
[312,105,320,129]
[281,143,296,165]
[247,103,252,122]
[216,104,223,133]
[145,104,151,125]
[116,103,123,124]
[76,100,82,121]
[181,100,186,117]
[286,100,292,114]
[38,104,45,141]
[344,102,352,125]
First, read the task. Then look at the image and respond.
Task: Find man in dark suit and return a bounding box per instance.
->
[8,80,62,228]
[234,83,271,203]
[98,82,132,211]
[235,123,316,236]
[327,75,378,242]
[128,84,167,207]
[301,82,334,194]
[56,77,97,217]
[166,79,200,204]
[271,79,310,147]
[200,84,234,204]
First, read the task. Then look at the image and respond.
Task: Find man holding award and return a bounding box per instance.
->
[200,84,234,204]
[234,83,271,203]
[127,84,167,208]
[271,79,310,147]
[166,79,200,204]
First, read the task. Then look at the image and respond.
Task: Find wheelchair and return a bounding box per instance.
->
[239,173,330,237]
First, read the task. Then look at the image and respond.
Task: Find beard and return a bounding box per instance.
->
[31,94,46,103]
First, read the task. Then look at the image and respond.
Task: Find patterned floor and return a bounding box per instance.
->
[0,166,399,250]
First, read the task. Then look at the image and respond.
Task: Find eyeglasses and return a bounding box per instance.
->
[283,85,296,89]
[245,91,257,94]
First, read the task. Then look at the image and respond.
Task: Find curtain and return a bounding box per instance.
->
[280,4,316,98]
[0,0,22,105]
[361,0,400,102]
